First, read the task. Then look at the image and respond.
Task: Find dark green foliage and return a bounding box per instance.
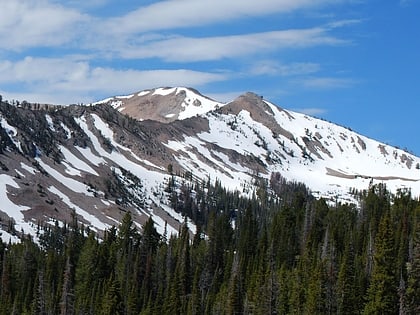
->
[363,213,398,314]
[0,182,418,314]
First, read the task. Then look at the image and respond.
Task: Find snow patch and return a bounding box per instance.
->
[48,186,110,231]
[45,114,55,131]
[60,145,99,176]
[20,162,37,174]
[36,158,94,196]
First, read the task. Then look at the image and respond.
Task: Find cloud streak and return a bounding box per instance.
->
[103,0,339,35]
[300,77,356,89]
[118,28,348,62]
[249,60,321,76]
[292,107,327,116]
[0,57,227,104]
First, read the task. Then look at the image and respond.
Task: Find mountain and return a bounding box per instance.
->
[1,87,419,242]
[95,87,223,123]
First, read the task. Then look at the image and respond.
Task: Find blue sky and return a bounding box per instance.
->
[0,0,419,155]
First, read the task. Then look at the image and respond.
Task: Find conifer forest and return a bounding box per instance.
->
[0,176,419,315]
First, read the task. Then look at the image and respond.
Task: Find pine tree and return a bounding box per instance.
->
[60,256,74,315]
[101,277,123,315]
[363,214,398,315]
[337,240,358,315]
[74,232,98,314]
[405,214,420,315]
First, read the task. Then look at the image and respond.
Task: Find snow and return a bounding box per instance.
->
[48,186,110,231]
[60,145,99,176]
[75,114,170,215]
[138,90,151,97]
[61,161,82,176]
[90,97,113,105]
[60,122,72,139]
[152,87,177,96]
[115,94,134,99]
[45,114,55,131]
[165,97,420,201]
[0,174,38,239]
[0,229,20,244]
[15,169,25,178]
[0,174,27,222]
[75,146,106,166]
[20,162,37,174]
[177,87,223,120]
[259,102,420,199]
[1,116,22,151]
[3,88,419,242]
[165,136,252,193]
[110,100,123,109]
[36,158,94,196]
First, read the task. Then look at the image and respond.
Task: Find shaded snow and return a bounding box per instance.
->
[1,116,22,151]
[45,114,55,131]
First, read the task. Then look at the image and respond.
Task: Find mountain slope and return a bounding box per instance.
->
[0,88,419,242]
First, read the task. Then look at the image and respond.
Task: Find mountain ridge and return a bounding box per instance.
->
[0,87,419,242]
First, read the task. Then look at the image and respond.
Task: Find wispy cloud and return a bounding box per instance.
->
[117,28,347,62]
[0,57,227,104]
[249,60,321,76]
[103,0,339,35]
[300,77,356,89]
[292,107,327,116]
[399,0,413,7]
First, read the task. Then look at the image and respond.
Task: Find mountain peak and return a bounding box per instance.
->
[94,86,223,123]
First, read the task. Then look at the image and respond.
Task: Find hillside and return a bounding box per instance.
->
[0,87,419,241]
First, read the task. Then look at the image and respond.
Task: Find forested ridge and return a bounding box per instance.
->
[0,177,419,315]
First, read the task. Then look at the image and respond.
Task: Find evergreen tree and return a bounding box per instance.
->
[60,256,74,315]
[337,240,358,315]
[101,277,123,315]
[406,212,420,315]
[74,232,98,314]
[363,214,398,315]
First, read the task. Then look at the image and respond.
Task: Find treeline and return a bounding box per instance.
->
[0,179,419,315]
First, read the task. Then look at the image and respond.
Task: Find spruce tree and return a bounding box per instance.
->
[406,216,420,314]
[363,214,398,315]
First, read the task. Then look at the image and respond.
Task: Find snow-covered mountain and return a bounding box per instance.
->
[1,87,419,242]
[95,87,223,123]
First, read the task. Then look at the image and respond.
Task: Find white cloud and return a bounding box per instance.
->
[0,1,88,50]
[292,107,327,116]
[0,57,228,104]
[249,60,321,76]
[0,1,362,105]
[300,77,356,89]
[103,0,339,35]
[119,28,347,62]
[326,19,363,29]
[399,0,413,7]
